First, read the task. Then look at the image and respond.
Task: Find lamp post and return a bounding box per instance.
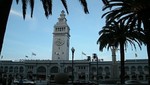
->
[93,53,98,85]
[71,47,75,84]
[48,75,51,85]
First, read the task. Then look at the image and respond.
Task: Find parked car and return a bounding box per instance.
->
[13,79,19,84]
[125,80,141,84]
[13,79,35,85]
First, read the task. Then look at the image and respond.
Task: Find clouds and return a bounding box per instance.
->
[10,8,39,32]
[10,9,33,21]
[10,9,22,17]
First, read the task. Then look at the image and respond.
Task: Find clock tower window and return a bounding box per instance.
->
[55,27,66,32]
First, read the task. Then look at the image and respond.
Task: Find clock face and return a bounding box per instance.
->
[55,38,64,46]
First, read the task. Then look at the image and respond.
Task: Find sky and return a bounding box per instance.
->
[1,0,148,61]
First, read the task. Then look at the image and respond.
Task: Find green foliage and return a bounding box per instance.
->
[54,73,69,84]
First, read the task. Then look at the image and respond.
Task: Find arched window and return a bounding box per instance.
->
[0,66,3,72]
[14,66,18,73]
[139,75,143,80]
[91,67,96,72]
[125,66,129,71]
[50,66,59,73]
[9,66,13,72]
[105,67,110,75]
[36,66,46,80]
[19,66,24,73]
[125,75,130,80]
[144,66,148,72]
[37,66,46,73]
[131,75,137,80]
[145,75,149,80]
[64,66,72,73]
[4,66,8,72]
[137,66,143,72]
[105,75,110,79]
[27,71,33,79]
[99,76,103,79]
[105,67,109,73]
[131,66,136,71]
[79,73,85,80]
[98,67,103,73]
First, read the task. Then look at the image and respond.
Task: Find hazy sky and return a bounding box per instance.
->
[1,0,148,61]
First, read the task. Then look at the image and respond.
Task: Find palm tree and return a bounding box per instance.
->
[97,21,144,84]
[0,0,89,55]
[102,0,150,83]
[0,0,13,56]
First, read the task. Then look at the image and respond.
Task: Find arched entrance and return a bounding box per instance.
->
[37,66,46,80]
[50,66,59,81]
[78,72,86,82]
[27,71,33,80]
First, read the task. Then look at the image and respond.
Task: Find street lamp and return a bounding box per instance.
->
[93,53,98,85]
[71,47,75,84]
[48,75,51,85]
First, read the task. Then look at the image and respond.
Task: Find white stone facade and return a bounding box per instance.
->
[52,10,70,60]
[0,59,149,83]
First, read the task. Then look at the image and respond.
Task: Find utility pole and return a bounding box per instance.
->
[71,47,75,84]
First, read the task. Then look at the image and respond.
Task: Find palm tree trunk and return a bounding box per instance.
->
[120,42,125,84]
[0,0,12,55]
[146,44,150,84]
[142,14,150,84]
[144,30,150,84]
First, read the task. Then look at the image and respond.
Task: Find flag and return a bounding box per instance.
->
[32,52,36,56]
[82,52,86,55]
[1,55,3,59]
[135,53,137,57]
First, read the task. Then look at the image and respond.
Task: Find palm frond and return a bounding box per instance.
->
[41,0,49,18]
[102,0,109,6]
[98,20,145,52]
[22,0,28,19]
[61,0,69,14]
[16,0,19,4]
[48,0,52,15]
[29,0,34,18]
[79,0,89,14]
[102,0,125,10]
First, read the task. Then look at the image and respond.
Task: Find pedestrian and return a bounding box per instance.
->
[2,77,6,85]
[19,76,23,85]
[8,78,12,85]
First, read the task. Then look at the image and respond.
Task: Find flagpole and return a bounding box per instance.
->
[1,55,3,59]
[135,53,137,62]
[31,52,36,57]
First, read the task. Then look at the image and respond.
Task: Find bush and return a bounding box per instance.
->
[54,73,69,84]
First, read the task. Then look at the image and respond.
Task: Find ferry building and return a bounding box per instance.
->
[0,11,149,83]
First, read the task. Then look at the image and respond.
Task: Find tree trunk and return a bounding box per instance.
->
[0,0,12,55]
[147,44,150,84]
[120,42,125,84]
[144,25,150,84]
[142,12,150,84]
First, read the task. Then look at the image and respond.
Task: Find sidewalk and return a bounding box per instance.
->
[36,80,47,85]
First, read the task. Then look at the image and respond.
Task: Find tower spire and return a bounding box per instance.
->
[60,10,65,18]
[58,10,67,23]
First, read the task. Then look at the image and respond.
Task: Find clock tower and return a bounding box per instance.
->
[52,10,70,60]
